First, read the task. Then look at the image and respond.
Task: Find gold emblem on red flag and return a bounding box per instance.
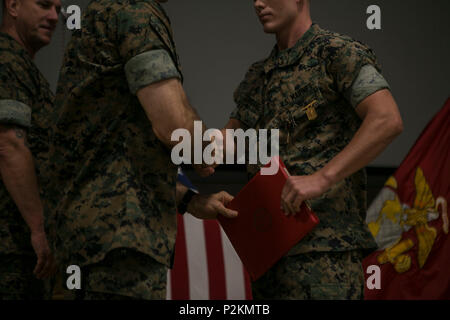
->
[368,167,448,273]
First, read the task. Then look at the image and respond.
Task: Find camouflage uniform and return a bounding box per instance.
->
[0,32,54,299]
[74,248,167,300]
[231,24,390,299]
[47,0,182,299]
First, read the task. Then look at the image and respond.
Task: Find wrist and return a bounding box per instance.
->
[26,208,45,234]
[178,189,198,215]
[30,224,45,235]
[186,194,200,215]
[316,168,335,191]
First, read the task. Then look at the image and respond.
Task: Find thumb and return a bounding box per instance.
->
[218,191,234,204]
[34,255,44,277]
[217,205,238,219]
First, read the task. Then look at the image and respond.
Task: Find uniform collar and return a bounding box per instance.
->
[264,23,320,73]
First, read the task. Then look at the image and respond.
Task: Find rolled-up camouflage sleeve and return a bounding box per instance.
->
[326,41,386,108]
[0,63,32,128]
[124,49,180,95]
[116,1,181,94]
[230,63,264,130]
[348,64,390,108]
[0,100,31,128]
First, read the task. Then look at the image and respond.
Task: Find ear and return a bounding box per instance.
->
[5,0,21,18]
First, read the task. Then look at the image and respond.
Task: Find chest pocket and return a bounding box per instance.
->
[266,84,327,146]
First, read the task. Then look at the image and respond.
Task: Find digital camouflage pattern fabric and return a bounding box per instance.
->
[0,32,54,256]
[252,250,365,300]
[72,248,167,300]
[0,32,54,299]
[231,24,388,255]
[47,0,182,270]
[0,254,45,300]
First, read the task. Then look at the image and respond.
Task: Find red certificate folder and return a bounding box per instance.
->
[218,156,319,281]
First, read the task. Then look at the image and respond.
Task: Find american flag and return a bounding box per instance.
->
[166,169,252,300]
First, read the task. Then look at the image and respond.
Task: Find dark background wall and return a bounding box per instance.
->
[165,0,449,168]
[1,0,449,201]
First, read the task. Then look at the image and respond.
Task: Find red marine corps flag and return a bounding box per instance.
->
[363,98,450,299]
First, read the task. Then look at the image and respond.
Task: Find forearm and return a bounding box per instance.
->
[224,119,243,131]
[156,98,202,148]
[137,78,203,148]
[0,141,44,234]
[220,119,243,163]
[319,92,403,186]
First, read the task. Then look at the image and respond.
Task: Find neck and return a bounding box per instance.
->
[276,16,312,50]
[0,23,36,58]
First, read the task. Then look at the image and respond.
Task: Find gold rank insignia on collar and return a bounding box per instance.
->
[301,100,318,120]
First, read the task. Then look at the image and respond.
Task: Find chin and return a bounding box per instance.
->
[31,37,50,52]
[262,23,278,34]
[38,33,53,46]
[38,38,51,47]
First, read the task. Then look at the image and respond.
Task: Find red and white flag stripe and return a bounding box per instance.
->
[167,213,252,300]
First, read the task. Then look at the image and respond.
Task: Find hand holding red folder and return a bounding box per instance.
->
[218,157,319,281]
